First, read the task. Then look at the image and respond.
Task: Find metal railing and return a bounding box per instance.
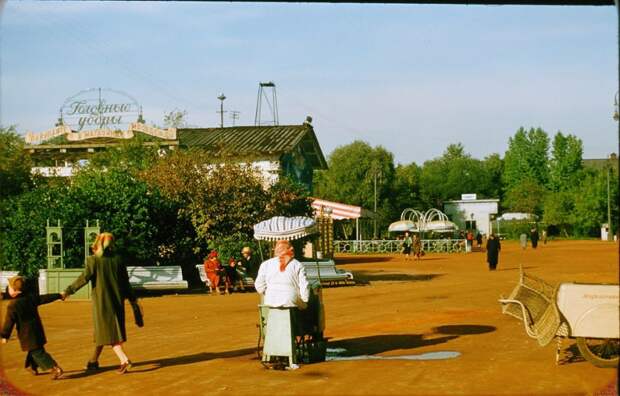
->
[333,239,466,254]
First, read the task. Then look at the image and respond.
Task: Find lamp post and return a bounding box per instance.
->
[217,93,226,128]
[373,169,382,239]
[607,154,613,241]
[610,91,619,241]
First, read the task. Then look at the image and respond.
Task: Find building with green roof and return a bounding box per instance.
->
[24,117,327,190]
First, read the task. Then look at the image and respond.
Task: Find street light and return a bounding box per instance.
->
[607,153,613,241]
[217,93,226,128]
[373,168,382,239]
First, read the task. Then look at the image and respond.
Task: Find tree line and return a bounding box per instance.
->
[0,124,616,279]
[313,127,618,239]
[0,126,311,280]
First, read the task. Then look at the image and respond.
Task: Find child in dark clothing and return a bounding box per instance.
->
[1,276,64,379]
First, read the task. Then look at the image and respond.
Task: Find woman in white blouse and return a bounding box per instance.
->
[255,240,309,309]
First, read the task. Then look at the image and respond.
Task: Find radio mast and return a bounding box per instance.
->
[254,81,279,126]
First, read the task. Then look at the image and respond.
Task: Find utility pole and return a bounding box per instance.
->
[217,93,226,128]
[230,110,240,126]
[373,169,381,240]
[607,158,612,241]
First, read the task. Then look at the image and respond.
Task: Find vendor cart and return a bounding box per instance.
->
[253,216,327,369]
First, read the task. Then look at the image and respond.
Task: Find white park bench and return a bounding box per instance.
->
[126,266,188,291]
[301,260,354,286]
[195,264,255,289]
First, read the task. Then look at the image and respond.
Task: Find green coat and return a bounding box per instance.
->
[65,255,136,346]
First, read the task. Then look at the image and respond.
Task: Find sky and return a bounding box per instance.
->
[1,2,618,165]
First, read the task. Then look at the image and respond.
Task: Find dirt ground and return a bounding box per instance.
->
[0,240,618,396]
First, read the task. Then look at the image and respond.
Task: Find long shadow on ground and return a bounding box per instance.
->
[328,334,458,356]
[335,256,393,265]
[496,266,537,272]
[432,324,496,335]
[353,272,443,284]
[329,324,497,356]
[61,347,257,379]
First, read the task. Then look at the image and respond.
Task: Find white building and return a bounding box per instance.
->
[443,194,499,236]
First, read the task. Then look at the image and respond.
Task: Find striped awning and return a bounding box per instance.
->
[311,198,374,220]
[253,216,318,241]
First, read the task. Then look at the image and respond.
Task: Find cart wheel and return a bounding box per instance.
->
[576,337,619,368]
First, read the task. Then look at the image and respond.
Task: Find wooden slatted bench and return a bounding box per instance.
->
[301,260,354,286]
[195,264,255,289]
[498,269,561,347]
[126,266,188,291]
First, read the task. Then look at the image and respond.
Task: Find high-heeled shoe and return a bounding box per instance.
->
[51,366,63,380]
[117,360,132,374]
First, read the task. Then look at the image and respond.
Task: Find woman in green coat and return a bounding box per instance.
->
[63,232,139,374]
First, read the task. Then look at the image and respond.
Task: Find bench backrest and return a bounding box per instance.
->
[302,261,350,281]
[126,266,184,284]
[195,264,255,286]
[196,264,207,282]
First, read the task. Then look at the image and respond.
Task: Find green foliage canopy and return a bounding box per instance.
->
[0,125,34,199]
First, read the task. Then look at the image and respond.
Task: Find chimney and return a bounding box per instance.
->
[304,115,313,126]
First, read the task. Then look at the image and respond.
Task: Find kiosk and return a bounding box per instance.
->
[253,216,327,368]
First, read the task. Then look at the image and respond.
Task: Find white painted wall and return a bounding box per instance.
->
[444,200,499,235]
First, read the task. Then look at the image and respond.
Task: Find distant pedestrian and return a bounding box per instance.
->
[486,234,501,270]
[542,230,547,245]
[402,232,413,260]
[519,233,527,250]
[466,231,474,253]
[476,232,483,248]
[530,228,539,249]
[412,234,422,261]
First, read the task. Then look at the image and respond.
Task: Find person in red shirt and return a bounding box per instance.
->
[204,250,223,295]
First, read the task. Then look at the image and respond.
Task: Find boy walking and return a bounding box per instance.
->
[1,276,64,379]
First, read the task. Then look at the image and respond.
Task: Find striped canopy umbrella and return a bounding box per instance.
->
[253,216,318,241]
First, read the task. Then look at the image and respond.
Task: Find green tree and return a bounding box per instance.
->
[419,143,492,208]
[87,135,160,173]
[572,167,618,237]
[482,153,504,203]
[265,176,312,219]
[392,162,422,214]
[504,179,546,216]
[190,162,269,248]
[0,185,66,276]
[542,190,574,236]
[502,127,550,191]
[548,132,583,192]
[66,168,176,267]
[0,125,33,199]
[313,141,396,236]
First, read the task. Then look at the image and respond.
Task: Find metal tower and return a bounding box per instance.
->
[254,81,279,126]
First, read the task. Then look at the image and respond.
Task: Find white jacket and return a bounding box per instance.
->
[255,257,309,308]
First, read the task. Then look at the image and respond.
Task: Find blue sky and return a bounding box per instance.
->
[1,2,617,164]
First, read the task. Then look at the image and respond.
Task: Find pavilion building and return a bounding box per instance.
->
[24,117,328,191]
